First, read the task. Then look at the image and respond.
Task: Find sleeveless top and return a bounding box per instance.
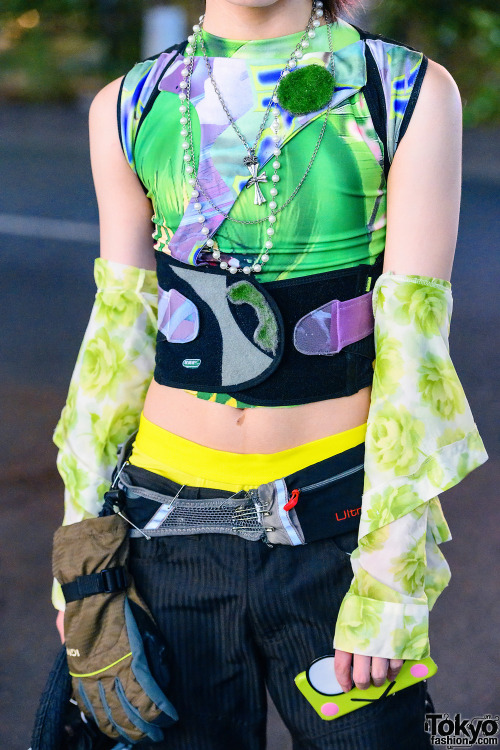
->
[117,19,428,407]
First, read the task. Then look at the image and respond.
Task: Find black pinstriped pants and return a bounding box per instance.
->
[128,527,432,749]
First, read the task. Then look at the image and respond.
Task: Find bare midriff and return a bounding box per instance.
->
[143,379,371,454]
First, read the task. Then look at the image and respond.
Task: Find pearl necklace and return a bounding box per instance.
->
[178,1,332,274]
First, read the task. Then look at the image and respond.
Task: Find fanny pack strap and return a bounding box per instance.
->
[119,471,270,543]
[116,467,358,548]
[109,433,364,547]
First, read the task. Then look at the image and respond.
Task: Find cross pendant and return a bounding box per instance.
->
[243,155,267,206]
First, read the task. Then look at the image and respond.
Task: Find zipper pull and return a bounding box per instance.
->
[283,489,300,512]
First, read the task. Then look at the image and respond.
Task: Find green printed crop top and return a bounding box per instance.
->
[117,19,428,407]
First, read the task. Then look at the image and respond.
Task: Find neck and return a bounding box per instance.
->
[203,0,324,40]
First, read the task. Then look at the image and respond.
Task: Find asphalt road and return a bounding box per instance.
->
[0,102,498,749]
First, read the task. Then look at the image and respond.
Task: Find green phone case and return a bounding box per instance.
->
[295,655,437,720]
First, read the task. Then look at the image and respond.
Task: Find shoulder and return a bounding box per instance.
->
[417,58,462,121]
[89,76,124,125]
[87,76,127,166]
[88,52,168,170]
[397,56,462,156]
[88,52,160,128]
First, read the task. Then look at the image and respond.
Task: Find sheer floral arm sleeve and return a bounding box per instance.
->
[51,258,158,610]
[333,273,488,659]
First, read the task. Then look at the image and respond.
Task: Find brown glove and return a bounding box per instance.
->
[53,513,178,744]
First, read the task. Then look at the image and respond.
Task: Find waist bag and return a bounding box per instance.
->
[52,514,178,745]
[113,438,365,547]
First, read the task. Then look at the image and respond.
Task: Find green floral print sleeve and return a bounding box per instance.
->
[51,258,158,610]
[333,272,488,660]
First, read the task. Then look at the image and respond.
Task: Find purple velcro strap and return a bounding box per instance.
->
[293,291,374,355]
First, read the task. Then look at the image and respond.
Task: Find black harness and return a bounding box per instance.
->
[154,252,383,406]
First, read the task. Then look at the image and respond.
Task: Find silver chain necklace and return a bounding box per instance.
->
[178,1,335,273]
[197,4,320,181]
[186,22,335,226]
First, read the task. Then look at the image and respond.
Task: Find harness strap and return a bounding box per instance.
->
[62,567,129,603]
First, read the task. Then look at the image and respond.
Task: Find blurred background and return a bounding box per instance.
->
[1,1,499,747]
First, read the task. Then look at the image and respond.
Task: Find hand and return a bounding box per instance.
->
[334,649,403,692]
[56,610,65,644]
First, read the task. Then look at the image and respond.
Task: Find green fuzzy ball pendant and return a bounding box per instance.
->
[276,64,335,116]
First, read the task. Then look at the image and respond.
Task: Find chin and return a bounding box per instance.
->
[221,0,289,7]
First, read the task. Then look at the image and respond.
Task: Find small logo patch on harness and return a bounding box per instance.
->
[182,358,201,368]
[66,648,80,657]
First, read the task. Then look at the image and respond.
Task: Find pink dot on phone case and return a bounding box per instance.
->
[410,663,429,678]
[321,702,339,716]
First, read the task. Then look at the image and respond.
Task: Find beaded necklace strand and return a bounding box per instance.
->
[178,1,335,274]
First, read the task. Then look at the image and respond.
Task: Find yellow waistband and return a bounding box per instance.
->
[129,413,366,492]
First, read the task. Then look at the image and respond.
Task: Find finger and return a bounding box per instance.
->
[370,656,388,687]
[352,653,371,690]
[387,659,404,681]
[56,610,65,644]
[334,649,354,693]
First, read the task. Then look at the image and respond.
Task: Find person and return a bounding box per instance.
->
[52,0,488,747]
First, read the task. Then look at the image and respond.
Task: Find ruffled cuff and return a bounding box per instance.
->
[333,497,452,659]
[333,592,429,660]
[93,256,158,295]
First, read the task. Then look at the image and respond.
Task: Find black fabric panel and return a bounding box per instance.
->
[155,262,224,389]
[284,442,365,491]
[397,54,429,145]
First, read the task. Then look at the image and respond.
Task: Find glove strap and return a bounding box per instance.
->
[62,566,128,603]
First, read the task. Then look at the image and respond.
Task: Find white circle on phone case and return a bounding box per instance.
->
[307,655,344,696]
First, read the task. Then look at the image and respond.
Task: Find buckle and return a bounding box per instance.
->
[100,567,128,594]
